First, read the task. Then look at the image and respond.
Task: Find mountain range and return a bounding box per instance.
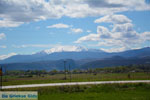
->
[0,47,108,64]
[0,47,150,71]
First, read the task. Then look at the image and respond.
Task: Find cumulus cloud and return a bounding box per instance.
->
[71,28,83,33]
[75,33,100,43]
[85,0,124,8]
[75,26,112,43]
[0,19,24,27]
[97,26,112,39]
[0,33,6,40]
[95,14,132,24]
[112,23,139,40]
[141,32,150,41]
[0,53,17,60]
[47,23,70,28]
[75,14,150,52]
[85,0,150,11]
[0,0,63,27]
[100,47,127,53]
[0,0,150,27]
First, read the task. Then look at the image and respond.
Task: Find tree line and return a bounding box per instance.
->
[3,64,150,77]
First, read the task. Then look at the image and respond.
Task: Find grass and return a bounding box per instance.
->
[3,83,150,100]
[2,72,150,86]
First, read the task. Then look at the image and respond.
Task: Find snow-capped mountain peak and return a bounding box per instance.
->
[0,53,17,60]
[38,46,88,54]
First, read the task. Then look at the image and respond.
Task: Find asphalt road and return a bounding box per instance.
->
[2,80,150,89]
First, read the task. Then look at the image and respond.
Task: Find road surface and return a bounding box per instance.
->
[2,80,150,89]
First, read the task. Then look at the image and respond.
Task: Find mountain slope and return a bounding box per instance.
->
[81,56,150,69]
[0,53,47,64]
[1,56,150,71]
[1,59,77,71]
[114,47,150,58]
[0,48,108,64]
[0,47,150,64]
[37,51,110,61]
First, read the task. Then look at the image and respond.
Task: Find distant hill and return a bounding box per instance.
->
[81,56,150,69]
[1,56,150,71]
[1,47,150,64]
[1,59,77,71]
[0,47,150,71]
[0,47,109,64]
[114,47,150,58]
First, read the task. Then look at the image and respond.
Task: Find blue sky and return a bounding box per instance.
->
[0,0,150,59]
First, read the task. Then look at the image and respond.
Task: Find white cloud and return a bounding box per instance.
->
[141,32,150,41]
[0,0,63,27]
[0,53,17,60]
[85,0,150,11]
[58,0,150,18]
[0,0,150,27]
[97,26,111,39]
[0,19,24,27]
[0,33,6,40]
[100,47,127,53]
[100,46,148,53]
[47,23,70,28]
[75,33,100,43]
[112,23,133,32]
[75,26,111,43]
[85,0,124,8]
[97,39,122,47]
[75,14,150,50]
[71,28,83,33]
[95,14,131,24]
[43,45,88,54]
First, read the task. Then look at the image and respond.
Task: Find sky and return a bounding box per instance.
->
[0,0,150,60]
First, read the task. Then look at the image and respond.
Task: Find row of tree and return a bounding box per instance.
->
[3,64,150,76]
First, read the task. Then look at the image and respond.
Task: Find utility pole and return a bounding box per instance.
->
[4,67,7,82]
[69,64,72,82]
[64,60,67,80]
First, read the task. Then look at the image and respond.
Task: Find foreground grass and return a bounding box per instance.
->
[3,83,150,100]
[2,72,150,86]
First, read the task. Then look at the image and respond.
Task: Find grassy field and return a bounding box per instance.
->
[3,83,150,100]
[2,72,150,86]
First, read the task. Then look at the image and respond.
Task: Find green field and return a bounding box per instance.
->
[2,72,150,86]
[2,69,150,100]
[4,83,150,100]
